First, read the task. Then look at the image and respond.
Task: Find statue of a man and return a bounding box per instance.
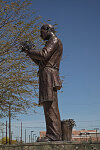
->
[22,24,63,141]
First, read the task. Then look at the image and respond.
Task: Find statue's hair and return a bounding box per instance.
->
[41,24,55,33]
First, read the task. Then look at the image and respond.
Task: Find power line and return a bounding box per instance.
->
[12,121,45,124]
[66,103,100,106]
[12,125,45,129]
[24,127,45,129]
[76,120,100,123]
[75,126,100,129]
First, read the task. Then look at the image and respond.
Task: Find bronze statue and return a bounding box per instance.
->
[21,24,63,141]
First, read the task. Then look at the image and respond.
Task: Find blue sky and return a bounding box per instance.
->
[1,0,100,141]
[32,0,100,127]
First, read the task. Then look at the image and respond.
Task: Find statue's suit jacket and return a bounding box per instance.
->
[27,35,63,105]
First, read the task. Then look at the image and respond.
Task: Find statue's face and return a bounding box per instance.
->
[40,29,48,40]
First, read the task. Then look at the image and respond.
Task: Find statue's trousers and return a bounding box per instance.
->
[43,90,62,141]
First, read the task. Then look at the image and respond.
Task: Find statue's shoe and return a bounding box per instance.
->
[37,137,51,142]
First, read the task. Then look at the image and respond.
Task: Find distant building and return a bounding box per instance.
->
[40,131,46,139]
[72,129,100,142]
[40,129,100,142]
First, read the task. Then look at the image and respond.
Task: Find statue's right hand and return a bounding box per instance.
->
[20,40,35,53]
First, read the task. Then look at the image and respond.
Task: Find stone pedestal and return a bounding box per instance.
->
[0,141,100,150]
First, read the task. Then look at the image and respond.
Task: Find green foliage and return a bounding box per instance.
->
[0,0,44,117]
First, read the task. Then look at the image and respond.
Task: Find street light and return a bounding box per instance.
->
[35,136,37,142]
[29,135,30,143]
[33,134,36,142]
[31,131,34,143]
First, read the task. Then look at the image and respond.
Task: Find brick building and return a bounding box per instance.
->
[40,129,100,142]
[72,129,100,142]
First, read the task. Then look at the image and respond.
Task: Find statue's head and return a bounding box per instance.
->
[40,24,55,40]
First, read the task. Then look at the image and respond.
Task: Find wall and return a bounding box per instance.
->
[0,141,100,150]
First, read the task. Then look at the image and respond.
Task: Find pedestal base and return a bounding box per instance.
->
[0,141,100,150]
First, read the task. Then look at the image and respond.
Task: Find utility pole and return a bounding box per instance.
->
[25,129,26,143]
[94,128,99,142]
[6,121,7,144]
[2,129,3,144]
[9,104,11,144]
[21,122,22,144]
